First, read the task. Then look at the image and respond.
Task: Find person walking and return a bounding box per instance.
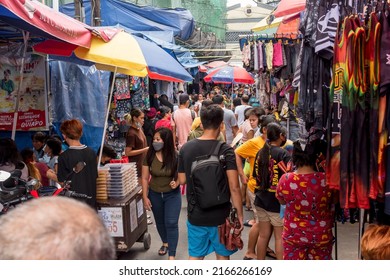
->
[141,127,181,260]
[172,94,194,150]
[235,115,277,260]
[178,104,243,260]
[57,119,98,209]
[212,94,238,146]
[276,140,334,260]
[252,122,291,260]
[124,108,148,185]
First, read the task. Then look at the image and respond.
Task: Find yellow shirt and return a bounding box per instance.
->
[235,136,265,193]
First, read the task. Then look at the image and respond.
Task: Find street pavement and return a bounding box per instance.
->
[119,195,360,260]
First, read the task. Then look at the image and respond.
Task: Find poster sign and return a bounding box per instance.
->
[98,207,124,237]
[0,55,48,131]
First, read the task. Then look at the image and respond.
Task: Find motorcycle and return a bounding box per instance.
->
[0,161,91,214]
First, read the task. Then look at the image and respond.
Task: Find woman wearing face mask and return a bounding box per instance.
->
[125,108,148,185]
[252,122,291,260]
[141,127,181,260]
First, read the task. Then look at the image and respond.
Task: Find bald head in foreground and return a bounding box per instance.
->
[0,196,115,260]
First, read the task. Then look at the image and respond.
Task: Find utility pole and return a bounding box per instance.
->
[92,0,101,26]
[74,0,81,22]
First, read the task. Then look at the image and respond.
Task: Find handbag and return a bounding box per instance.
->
[218,207,243,251]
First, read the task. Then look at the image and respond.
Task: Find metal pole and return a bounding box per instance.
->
[11,31,29,140]
[98,67,117,168]
[358,208,365,259]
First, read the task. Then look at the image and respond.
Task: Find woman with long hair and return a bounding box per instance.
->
[276,140,334,259]
[141,127,181,260]
[125,108,148,185]
[252,122,291,260]
[0,138,28,180]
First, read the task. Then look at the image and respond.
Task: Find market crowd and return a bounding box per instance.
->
[1,82,389,260]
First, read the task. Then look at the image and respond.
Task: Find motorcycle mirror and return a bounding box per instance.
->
[26,178,38,188]
[0,171,11,182]
[73,162,86,174]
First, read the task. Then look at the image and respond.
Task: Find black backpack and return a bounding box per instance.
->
[190,141,231,209]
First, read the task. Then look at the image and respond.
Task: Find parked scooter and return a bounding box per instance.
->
[0,161,91,213]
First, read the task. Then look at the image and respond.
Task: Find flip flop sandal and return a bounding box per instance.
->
[266,248,277,259]
[243,219,254,227]
[158,245,168,256]
[147,218,153,225]
[243,256,255,260]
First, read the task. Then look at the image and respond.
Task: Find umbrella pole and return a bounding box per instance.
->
[11,31,30,140]
[98,67,117,167]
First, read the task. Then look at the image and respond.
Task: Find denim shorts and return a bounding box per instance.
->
[187,221,237,257]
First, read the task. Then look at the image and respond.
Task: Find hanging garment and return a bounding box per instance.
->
[265,41,274,70]
[363,13,382,202]
[315,3,340,60]
[272,42,284,68]
[257,41,264,71]
[254,41,259,71]
[326,17,354,209]
[343,15,368,209]
[242,42,250,66]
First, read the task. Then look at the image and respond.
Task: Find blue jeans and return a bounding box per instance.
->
[148,188,181,257]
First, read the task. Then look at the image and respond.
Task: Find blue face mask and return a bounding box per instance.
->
[152,142,164,151]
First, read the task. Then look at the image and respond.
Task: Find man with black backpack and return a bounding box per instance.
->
[178,104,243,260]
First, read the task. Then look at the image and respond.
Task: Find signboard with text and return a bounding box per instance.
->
[0,55,48,131]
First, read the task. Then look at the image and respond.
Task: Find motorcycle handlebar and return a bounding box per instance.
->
[60,189,92,200]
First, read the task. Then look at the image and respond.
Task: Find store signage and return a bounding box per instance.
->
[98,207,124,237]
[0,55,48,131]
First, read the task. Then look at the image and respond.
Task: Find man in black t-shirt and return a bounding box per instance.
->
[57,119,98,209]
[178,105,243,260]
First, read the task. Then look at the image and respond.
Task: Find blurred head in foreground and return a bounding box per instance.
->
[0,196,115,260]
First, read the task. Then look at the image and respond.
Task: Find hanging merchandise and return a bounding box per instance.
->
[115,75,131,100]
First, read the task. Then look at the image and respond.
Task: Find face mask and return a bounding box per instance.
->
[152,141,164,151]
[135,121,142,129]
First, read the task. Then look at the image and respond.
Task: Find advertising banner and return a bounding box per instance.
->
[0,55,48,131]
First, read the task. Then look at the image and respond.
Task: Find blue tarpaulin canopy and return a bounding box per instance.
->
[60,0,195,41]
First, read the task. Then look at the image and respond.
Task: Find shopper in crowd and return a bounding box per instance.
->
[212,94,238,145]
[97,145,117,166]
[0,138,28,180]
[124,108,148,185]
[20,148,43,189]
[361,224,390,260]
[276,140,334,260]
[158,94,174,113]
[155,106,174,132]
[235,115,277,260]
[235,94,252,127]
[188,99,225,142]
[172,94,194,150]
[252,122,290,260]
[0,196,115,260]
[143,107,158,147]
[31,131,47,162]
[239,107,263,144]
[178,104,243,260]
[57,119,98,209]
[142,127,181,260]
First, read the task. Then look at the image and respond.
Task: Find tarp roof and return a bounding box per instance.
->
[60,0,195,41]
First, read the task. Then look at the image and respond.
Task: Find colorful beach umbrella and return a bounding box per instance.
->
[34,30,193,83]
[203,66,254,84]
